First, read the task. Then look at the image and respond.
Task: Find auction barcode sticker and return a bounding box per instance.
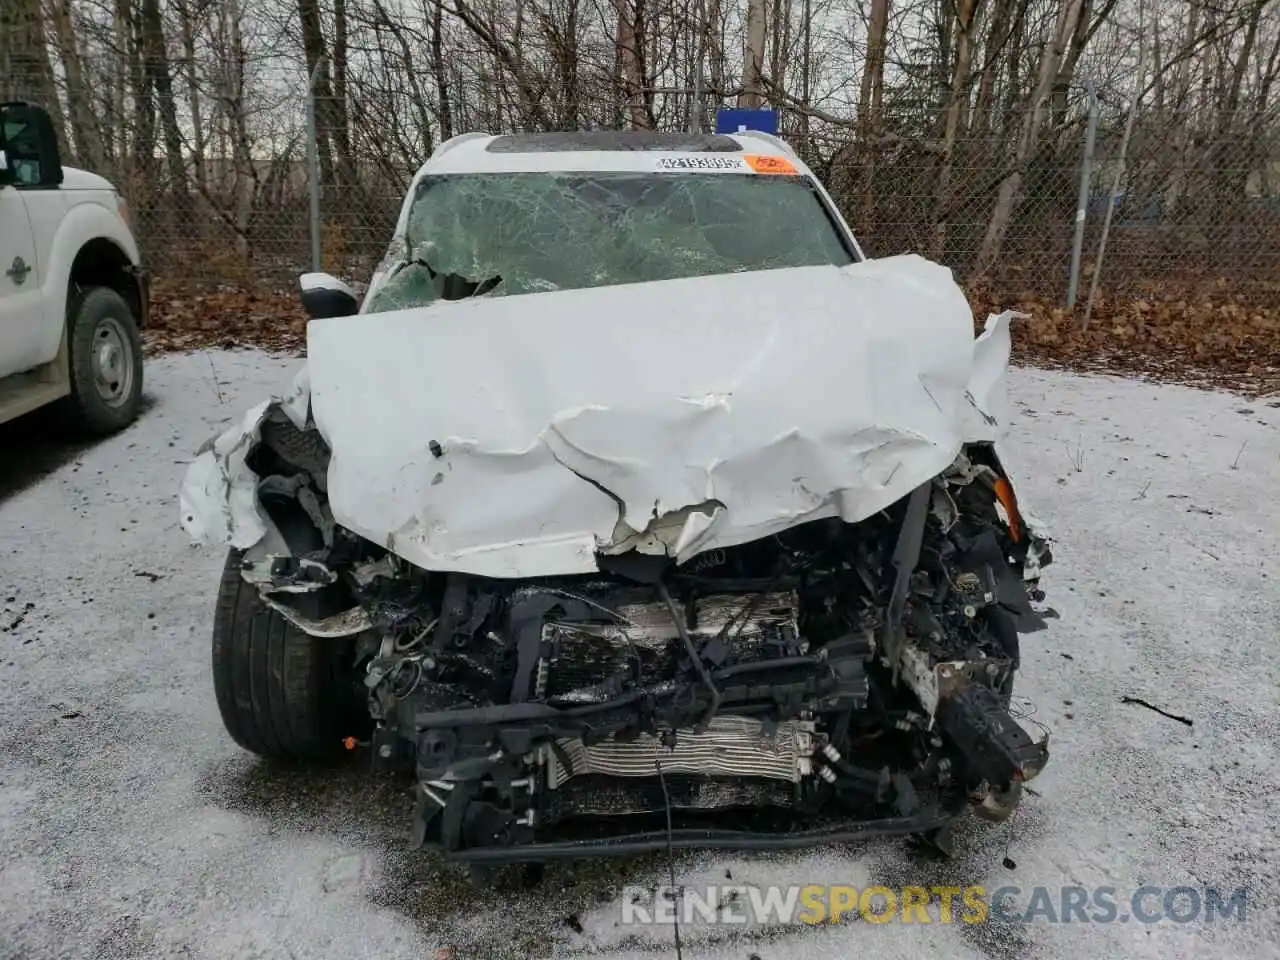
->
[655,156,750,171]
[654,154,800,174]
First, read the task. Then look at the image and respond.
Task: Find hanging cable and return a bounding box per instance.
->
[658,581,721,729]
[654,757,684,960]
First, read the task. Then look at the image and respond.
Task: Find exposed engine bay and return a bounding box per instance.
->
[181,256,1057,863]
[229,409,1052,862]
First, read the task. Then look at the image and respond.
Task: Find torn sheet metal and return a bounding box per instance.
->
[963,309,1049,545]
[180,400,270,548]
[260,598,372,638]
[180,254,1040,579]
[306,254,1024,577]
[179,366,311,548]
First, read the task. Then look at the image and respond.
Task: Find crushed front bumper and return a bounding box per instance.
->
[449,812,961,863]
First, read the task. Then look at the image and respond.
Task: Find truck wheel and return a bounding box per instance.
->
[211,548,360,761]
[62,286,144,436]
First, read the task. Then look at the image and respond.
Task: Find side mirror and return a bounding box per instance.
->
[299,272,359,319]
[0,102,63,188]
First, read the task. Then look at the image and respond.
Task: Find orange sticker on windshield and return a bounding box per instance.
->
[744,154,797,174]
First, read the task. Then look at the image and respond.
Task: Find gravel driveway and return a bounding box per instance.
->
[1,349,1277,960]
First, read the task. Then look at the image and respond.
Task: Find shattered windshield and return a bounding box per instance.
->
[364,172,855,312]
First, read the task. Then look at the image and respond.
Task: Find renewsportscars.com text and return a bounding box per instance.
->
[619,884,1249,926]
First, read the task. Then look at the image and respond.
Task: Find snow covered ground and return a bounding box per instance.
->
[0,349,1277,960]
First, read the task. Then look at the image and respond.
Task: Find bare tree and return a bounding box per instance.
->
[740,0,766,106]
[975,0,1086,274]
[3,0,68,143]
[20,0,1275,306]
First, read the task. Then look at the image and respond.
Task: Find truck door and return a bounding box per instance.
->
[0,183,42,379]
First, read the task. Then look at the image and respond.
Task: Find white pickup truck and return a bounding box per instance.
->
[0,101,147,435]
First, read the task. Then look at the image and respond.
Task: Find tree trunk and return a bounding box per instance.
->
[975,0,1086,274]
[799,0,811,151]
[298,0,336,188]
[331,0,357,186]
[448,0,554,128]
[740,0,766,107]
[999,2,1026,136]
[934,0,954,124]
[1213,0,1265,205]
[176,0,207,192]
[226,0,257,261]
[1150,11,1164,112]
[128,0,157,184]
[933,0,983,258]
[430,0,454,141]
[642,0,657,122]
[614,0,649,127]
[1220,0,1264,120]
[52,0,104,168]
[856,0,890,237]
[1,0,68,147]
[706,0,724,102]
[108,0,130,164]
[1049,0,1092,127]
[140,0,192,215]
[770,0,793,107]
[560,0,581,128]
[972,0,1013,137]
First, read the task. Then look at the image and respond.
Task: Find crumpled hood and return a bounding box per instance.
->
[284,254,1024,578]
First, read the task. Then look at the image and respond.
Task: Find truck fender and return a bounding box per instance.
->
[34,201,142,364]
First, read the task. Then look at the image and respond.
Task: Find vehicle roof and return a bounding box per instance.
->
[396,128,865,261]
[487,131,749,153]
[417,129,809,177]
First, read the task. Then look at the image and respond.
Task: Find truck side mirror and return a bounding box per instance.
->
[299,272,360,319]
[0,102,63,188]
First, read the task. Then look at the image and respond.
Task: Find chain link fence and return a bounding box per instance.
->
[811,105,1280,304]
[90,101,1280,307]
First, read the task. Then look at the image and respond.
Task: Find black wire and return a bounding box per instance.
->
[1002,795,1020,869]
[654,757,684,960]
[657,581,721,729]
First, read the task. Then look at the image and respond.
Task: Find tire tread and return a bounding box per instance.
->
[211,549,351,760]
[61,286,144,436]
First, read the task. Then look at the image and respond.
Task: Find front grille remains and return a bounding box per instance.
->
[541,777,795,821]
[543,715,816,787]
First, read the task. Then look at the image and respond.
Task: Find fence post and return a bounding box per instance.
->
[1067,77,1098,309]
[306,58,326,274]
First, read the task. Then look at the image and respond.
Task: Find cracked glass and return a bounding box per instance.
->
[365,172,855,313]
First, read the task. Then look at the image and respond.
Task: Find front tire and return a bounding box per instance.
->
[211,548,359,761]
[62,286,144,436]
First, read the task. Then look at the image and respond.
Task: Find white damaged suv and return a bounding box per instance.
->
[181,130,1054,867]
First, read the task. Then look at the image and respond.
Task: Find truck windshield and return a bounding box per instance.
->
[365,171,855,312]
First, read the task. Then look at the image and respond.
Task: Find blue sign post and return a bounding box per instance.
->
[715,108,778,135]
